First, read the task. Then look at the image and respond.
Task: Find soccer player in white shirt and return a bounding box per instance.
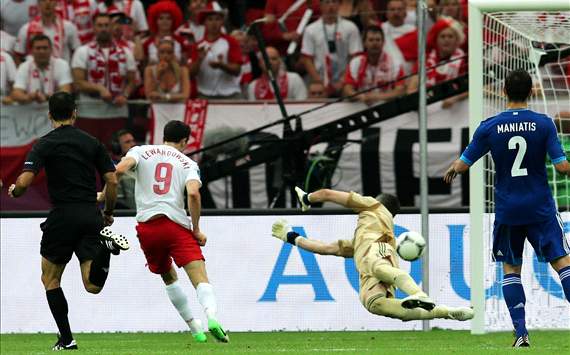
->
[114,120,229,343]
[12,34,72,104]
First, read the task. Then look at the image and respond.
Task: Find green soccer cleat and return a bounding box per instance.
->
[208,319,229,343]
[192,332,207,343]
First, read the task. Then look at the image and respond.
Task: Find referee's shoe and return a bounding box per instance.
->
[100,227,130,255]
[52,336,78,351]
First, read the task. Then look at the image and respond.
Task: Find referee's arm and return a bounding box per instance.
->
[8,171,35,198]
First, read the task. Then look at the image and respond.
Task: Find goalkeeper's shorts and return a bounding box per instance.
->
[492,213,570,266]
[358,242,398,310]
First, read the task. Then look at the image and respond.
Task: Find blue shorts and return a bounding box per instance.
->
[492,214,570,266]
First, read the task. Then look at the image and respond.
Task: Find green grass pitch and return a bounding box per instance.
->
[1,330,569,354]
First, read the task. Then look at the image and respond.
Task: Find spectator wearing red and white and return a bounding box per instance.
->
[248,46,307,101]
[262,0,320,56]
[381,0,417,74]
[231,30,253,91]
[301,0,362,98]
[110,11,135,52]
[343,25,405,106]
[11,34,72,104]
[404,0,416,26]
[97,0,148,34]
[141,0,186,64]
[1,29,16,53]
[144,37,190,103]
[407,17,467,108]
[0,50,17,104]
[0,0,38,36]
[71,13,136,106]
[189,2,243,99]
[55,0,97,44]
[439,0,467,50]
[176,0,207,44]
[14,0,81,64]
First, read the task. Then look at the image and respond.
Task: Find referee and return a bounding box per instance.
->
[8,92,130,351]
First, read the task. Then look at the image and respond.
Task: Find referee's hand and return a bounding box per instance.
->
[102,211,114,226]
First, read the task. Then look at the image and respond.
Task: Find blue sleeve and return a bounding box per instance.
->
[460,123,489,166]
[546,119,566,164]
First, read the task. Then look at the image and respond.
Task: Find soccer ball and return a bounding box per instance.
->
[396,231,426,262]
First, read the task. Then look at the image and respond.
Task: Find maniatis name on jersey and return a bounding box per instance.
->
[140,147,191,169]
[497,121,536,134]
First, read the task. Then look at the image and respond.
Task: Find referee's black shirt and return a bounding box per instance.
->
[22,125,115,206]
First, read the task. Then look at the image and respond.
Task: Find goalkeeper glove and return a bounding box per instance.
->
[294,186,311,212]
[271,219,301,245]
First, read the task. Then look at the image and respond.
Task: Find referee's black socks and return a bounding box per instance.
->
[89,246,111,288]
[46,288,73,344]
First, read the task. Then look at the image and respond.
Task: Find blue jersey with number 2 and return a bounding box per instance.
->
[460,109,567,225]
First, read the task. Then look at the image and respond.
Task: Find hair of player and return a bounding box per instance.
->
[504,69,533,102]
[376,193,401,217]
[30,34,52,48]
[363,25,384,42]
[48,92,76,122]
[163,120,191,143]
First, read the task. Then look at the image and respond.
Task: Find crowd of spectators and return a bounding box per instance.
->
[1,0,470,108]
[0,0,474,171]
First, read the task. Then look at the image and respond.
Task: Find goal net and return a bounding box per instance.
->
[469,1,570,334]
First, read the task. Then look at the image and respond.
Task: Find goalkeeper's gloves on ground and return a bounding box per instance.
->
[294,186,311,212]
[272,219,301,245]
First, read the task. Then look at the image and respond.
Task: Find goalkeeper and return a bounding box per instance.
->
[271,187,474,322]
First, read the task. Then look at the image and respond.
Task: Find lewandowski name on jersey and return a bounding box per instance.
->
[140,147,191,169]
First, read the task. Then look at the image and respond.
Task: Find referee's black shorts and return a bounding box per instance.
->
[40,204,104,264]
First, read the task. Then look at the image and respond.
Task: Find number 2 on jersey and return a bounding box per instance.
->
[508,136,528,177]
[153,162,173,194]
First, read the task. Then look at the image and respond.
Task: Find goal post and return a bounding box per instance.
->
[468,0,570,335]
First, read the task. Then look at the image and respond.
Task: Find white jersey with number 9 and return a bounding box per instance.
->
[126,145,201,229]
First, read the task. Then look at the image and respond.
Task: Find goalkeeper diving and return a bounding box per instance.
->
[271,187,473,322]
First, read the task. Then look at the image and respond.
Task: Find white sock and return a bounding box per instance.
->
[196,283,217,321]
[189,319,203,334]
[165,281,200,332]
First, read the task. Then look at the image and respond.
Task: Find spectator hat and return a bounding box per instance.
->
[198,1,227,24]
[427,17,465,51]
[148,0,184,34]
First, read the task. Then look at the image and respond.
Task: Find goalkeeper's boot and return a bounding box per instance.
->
[294,186,311,212]
[401,293,435,311]
[52,335,77,351]
[447,307,474,321]
[208,319,229,343]
[512,334,530,348]
[100,227,130,255]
